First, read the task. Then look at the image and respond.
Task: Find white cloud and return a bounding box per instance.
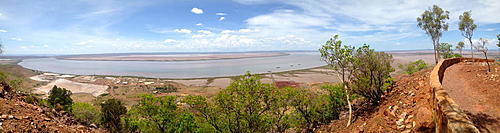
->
[219,17,225,21]
[43,44,49,48]
[197,30,212,34]
[0,29,7,32]
[191,8,203,14]
[485,28,495,31]
[221,30,235,34]
[216,13,227,16]
[191,34,207,38]
[196,23,203,26]
[163,39,177,43]
[10,38,23,41]
[174,29,192,34]
[238,29,259,33]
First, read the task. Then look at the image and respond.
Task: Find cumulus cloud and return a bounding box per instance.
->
[10,38,23,41]
[191,8,203,14]
[197,30,213,34]
[174,29,192,34]
[196,23,203,26]
[216,12,227,15]
[219,17,225,21]
[0,29,7,32]
[163,39,177,43]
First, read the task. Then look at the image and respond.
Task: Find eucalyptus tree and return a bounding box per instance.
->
[417,5,450,64]
[459,11,477,58]
[319,34,355,127]
[456,41,465,55]
[497,34,500,48]
[475,38,490,72]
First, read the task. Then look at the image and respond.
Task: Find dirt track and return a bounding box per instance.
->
[442,62,500,133]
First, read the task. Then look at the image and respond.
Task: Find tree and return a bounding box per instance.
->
[48,85,73,111]
[72,102,100,125]
[438,43,459,59]
[417,5,450,64]
[475,38,490,72]
[456,41,465,55]
[350,45,395,104]
[398,60,428,74]
[185,73,295,133]
[459,11,477,58]
[100,98,127,132]
[497,34,500,48]
[319,34,355,127]
[126,94,199,132]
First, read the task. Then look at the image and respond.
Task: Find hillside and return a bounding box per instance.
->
[318,69,435,133]
[0,82,104,132]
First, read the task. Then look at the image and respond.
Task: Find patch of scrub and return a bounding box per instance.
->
[35,79,108,97]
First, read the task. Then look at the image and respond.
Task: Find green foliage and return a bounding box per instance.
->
[438,43,456,59]
[497,34,500,47]
[72,102,100,125]
[48,85,73,111]
[154,84,178,93]
[100,98,127,132]
[456,41,465,55]
[417,5,450,63]
[398,59,428,75]
[350,45,395,104]
[124,94,199,133]
[459,11,477,40]
[184,73,346,132]
[319,34,355,82]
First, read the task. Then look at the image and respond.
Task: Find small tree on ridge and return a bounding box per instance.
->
[417,5,450,64]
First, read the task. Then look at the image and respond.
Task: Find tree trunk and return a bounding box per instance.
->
[344,85,352,127]
[485,53,491,72]
[432,40,438,64]
[469,38,474,58]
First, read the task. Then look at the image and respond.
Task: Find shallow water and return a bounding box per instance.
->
[19,52,325,79]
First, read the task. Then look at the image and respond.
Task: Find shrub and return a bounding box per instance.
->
[100,98,127,132]
[350,45,394,104]
[48,85,73,111]
[154,84,178,93]
[72,102,100,125]
[184,73,297,132]
[399,59,428,74]
[125,94,199,132]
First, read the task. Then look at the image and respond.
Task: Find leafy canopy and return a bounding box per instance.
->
[48,85,73,111]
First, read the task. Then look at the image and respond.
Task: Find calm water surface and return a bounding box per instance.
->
[19,52,325,79]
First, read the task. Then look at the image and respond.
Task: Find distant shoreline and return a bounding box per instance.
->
[58,52,291,62]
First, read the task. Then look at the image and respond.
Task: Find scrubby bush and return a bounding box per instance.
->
[72,102,100,125]
[100,98,127,132]
[350,45,395,104]
[438,43,461,59]
[399,59,428,75]
[154,84,178,93]
[48,85,73,111]
[124,94,199,132]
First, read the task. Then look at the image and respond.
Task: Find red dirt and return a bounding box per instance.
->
[442,62,500,132]
[318,69,435,133]
[0,84,104,132]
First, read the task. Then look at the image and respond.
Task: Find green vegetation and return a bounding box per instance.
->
[475,38,490,72]
[438,43,461,59]
[48,85,73,112]
[497,34,500,48]
[124,94,198,132]
[398,60,428,75]
[319,34,355,126]
[350,45,394,104]
[154,84,178,93]
[456,41,465,56]
[100,98,127,132]
[459,11,477,58]
[72,102,100,125]
[417,5,450,63]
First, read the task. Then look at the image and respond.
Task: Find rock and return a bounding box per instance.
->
[401,129,411,133]
[44,118,51,121]
[8,115,14,119]
[399,112,407,119]
[0,115,7,119]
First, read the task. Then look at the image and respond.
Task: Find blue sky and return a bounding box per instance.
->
[0,0,499,55]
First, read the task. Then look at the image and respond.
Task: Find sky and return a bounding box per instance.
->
[0,0,499,55]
